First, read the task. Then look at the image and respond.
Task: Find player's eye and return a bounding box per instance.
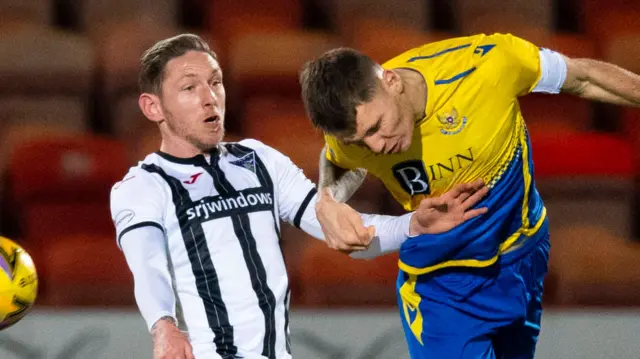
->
[183,85,195,91]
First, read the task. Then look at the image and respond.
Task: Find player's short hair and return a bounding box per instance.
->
[139,33,218,95]
[299,48,378,137]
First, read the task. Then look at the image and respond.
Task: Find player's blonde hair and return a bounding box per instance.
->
[139,34,218,95]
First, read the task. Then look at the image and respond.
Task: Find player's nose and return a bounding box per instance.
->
[201,86,218,108]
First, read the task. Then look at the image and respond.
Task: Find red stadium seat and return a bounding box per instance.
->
[530,131,636,239]
[6,135,129,244]
[580,1,640,41]
[519,93,593,133]
[39,234,134,307]
[5,135,130,301]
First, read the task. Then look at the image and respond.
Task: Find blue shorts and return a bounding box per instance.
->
[396,231,550,359]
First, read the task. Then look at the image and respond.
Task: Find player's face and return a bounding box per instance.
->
[159,51,226,151]
[344,78,414,154]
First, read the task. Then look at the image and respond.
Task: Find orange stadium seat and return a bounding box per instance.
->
[548,225,640,306]
[0,0,52,27]
[209,0,303,56]
[40,234,134,307]
[94,22,183,100]
[241,95,324,177]
[454,0,554,36]
[296,239,399,307]
[75,0,178,35]
[322,0,432,38]
[349,19,453,63]
[531,131,635,239]
[227,31,341,102]
[0,26,93,131]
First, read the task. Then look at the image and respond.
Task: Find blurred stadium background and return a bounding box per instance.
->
[1,0,640,358]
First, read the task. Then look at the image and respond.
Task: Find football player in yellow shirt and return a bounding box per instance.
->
[299,33,640,359]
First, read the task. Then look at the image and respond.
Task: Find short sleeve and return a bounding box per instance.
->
[110,169,166,249]
[324,134,367,170]
[487,33,543,97]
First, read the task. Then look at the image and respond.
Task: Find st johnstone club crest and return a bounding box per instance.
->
[437,107,468,135]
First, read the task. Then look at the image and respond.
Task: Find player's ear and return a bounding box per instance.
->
[139,93,164,124]
[382,69,403,94]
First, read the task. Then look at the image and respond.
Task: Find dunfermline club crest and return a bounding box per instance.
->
[437,107,468,135]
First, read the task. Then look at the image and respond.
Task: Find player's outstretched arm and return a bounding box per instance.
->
[561,55,640,107]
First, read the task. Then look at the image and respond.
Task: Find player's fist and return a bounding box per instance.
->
[316,188,374,253]
[152,317,195,359]
[409,179,489,235]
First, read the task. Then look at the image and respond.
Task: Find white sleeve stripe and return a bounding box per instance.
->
[293,187,317,228]
[532,48,567,94]
[117,221,164,249]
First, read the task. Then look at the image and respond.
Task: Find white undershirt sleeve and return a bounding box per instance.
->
[532,48,568,94]
[120,226,176,332]
[297,193,413,259]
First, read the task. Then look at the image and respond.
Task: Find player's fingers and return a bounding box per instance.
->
[184,343,195,359]
[367,225,376,240]
[419,196,443,209]
[456,190,472,203]
[462,207,489,221]
[462,185,489,209]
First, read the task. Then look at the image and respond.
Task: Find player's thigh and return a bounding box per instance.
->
[494,237,550,359]
[396,283,496,359]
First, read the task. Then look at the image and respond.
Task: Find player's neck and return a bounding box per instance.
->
[159,136,209,159]
[397,69,427,123]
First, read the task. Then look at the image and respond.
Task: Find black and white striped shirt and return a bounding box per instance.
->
[110,139,412,359]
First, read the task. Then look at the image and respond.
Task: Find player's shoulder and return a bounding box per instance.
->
[382,34,484,67]
[227,138,283,159]
[110,154,166,198]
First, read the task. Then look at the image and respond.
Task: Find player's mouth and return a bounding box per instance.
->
[204,115,221,131]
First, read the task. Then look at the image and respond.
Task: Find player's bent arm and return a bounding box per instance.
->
[298,192,414,258]
[561,54,640,107]
[120,226,178,332]
[319,144,367,203]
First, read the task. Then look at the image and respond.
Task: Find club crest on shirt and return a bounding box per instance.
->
[230,152,257,174]
[436,107,468,135]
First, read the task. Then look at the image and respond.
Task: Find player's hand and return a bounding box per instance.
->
[316,188,375,253]
[409,179,489,235]
[151,317,195,359]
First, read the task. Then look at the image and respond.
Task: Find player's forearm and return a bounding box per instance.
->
[349,212,414,259]
[319,145,366,203]
[563,57,640,107]
[121,227,177,332]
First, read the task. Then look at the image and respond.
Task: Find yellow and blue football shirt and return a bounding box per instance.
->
[325,33,548,275]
